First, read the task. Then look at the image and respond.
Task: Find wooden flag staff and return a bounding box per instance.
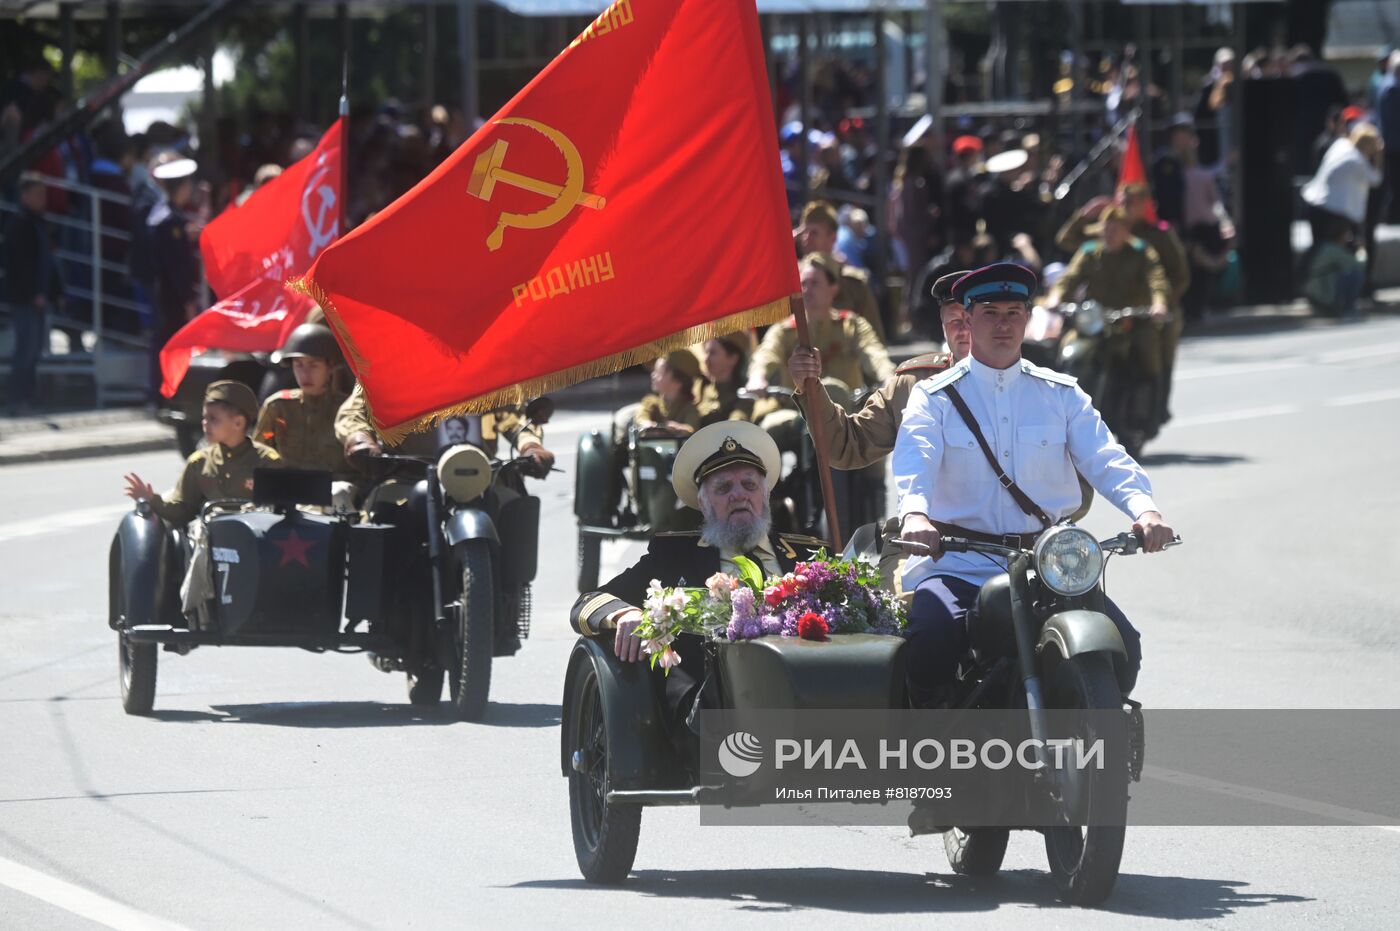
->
[789,293,843,550]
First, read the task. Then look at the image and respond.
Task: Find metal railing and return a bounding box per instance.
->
[1,173,151,407]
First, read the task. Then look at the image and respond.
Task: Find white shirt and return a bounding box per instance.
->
[1302,137,1383,224]
[893,356,1158,589]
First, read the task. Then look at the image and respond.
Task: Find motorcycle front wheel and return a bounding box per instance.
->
[1042,653,1127,906]
[448,541,494,721]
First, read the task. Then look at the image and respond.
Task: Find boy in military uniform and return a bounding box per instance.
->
[255,323,354,483]
[635,349,702,434]
[123,380,281,525]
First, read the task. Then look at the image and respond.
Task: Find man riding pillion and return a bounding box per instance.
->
[893,264,1174,707]
[786,270,968,471]
[570,422,825,750]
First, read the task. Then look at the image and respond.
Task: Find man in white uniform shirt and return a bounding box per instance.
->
[893,263,1175,706]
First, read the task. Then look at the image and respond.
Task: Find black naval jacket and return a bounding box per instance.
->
[570,530,827,637]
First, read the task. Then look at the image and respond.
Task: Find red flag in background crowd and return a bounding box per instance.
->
[295,0,798,441]
[1117,123,1159,223]
[158,118,344,397]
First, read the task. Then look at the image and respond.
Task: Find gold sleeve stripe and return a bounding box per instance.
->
[576,593,617,635]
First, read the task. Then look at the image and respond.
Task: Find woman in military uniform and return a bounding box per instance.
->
[635,349,702,434]
[695,335,754,426]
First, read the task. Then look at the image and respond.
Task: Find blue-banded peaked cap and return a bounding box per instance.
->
[953,262,1040,307]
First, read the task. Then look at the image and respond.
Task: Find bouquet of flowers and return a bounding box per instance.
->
[634,552,906,673]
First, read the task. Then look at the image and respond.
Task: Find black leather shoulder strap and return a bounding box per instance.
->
[943,384,1052,527]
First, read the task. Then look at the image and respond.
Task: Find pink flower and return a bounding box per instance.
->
[657,646,682,669]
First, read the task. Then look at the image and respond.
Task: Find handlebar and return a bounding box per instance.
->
[892,531,1183,559]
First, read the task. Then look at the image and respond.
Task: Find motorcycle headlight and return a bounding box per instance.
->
[1072,301,1105,337]
[1033,526,1104,596]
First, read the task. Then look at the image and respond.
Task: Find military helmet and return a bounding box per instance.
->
[273,323,341,365]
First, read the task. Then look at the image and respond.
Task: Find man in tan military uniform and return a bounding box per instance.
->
[1056,188,1190,421]
[123,380,282,526]
[1048,206,1171,399]
[795,201,885,340]
[255,323,354,482]
[749,254,895,394]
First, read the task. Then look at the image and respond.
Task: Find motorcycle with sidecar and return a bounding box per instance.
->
[109,440,546,721]
[560,522,1178,905]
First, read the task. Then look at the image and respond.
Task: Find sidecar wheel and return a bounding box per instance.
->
[944,827,1009,876]
[448,541,494,721]
[1043,653,1127,906]
[577,530,601,593]
[119,632,157,716]
[407,668,444,707]
[568,660,641,884]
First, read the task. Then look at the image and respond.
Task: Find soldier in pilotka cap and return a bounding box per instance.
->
[123,380,282,526]
[795,200,885,340]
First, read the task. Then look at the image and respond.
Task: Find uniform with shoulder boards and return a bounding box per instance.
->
[142,380,282,526]
[894,263,1174,706]
[571,422,825,729]
[254,323,353,483]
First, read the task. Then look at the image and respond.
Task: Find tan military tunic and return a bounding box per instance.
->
[695,377,753,425]
[796,352,952,470]
[1056,214,1191,303]
[635,393,701,431]
[334,383,545,458]
[829,257,885,342]
[749,311,895,394]
[150,439,282,525]
[255,387,354,481]
[1054,238,1172,310]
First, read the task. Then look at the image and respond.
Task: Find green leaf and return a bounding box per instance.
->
[732,556,765,592]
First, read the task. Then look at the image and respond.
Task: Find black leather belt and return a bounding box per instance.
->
[933,521,1039,550]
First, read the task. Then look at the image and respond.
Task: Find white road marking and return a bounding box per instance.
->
[1325,387,1400,407]
[0,854,194,931]
[0,504,130,544]
[1175,340,1400,381]
[1141,766,1400,827]
[1168,405,1299,429]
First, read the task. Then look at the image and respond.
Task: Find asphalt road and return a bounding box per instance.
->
[2,316,1398,930]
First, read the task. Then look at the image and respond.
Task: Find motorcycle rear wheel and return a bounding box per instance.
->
[1042,653,1127,906]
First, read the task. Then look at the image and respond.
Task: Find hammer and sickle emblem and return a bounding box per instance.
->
[466,117,605,251]
[301,161,339,259]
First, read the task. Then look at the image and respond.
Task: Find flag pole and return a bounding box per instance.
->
[338,46,350,236]
[790,294,843,549]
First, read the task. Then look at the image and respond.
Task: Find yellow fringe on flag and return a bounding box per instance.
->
[288,273,791,447]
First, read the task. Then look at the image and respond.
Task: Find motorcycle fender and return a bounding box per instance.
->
[560,637,682,792]
[1038,610,1126,661]
[443,507,500,549]
[110,510,167,629]
[574,430,615,523]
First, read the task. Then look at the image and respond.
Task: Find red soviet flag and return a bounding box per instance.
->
[295,0,797,440]
[1117,124,1158,223]
[201,118,345,299]
[159,119,344,396]
[158,279,314,397]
